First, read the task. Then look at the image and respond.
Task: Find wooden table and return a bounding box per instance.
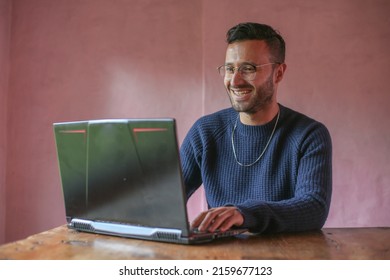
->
[0,226,389,259]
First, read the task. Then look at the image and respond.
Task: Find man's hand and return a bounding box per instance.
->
[191,206,244,233]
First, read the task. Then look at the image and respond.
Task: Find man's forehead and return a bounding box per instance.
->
[225,40,270,62]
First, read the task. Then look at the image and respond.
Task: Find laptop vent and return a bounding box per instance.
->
[72,221,96,232]
[154,232,180,242]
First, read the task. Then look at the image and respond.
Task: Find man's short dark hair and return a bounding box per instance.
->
[226,22,285,63]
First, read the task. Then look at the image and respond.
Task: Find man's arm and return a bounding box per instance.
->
[236,123,332,233]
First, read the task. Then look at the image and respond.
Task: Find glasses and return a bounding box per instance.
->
[217,62,279,81]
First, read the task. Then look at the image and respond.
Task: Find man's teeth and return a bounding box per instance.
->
[233,90,251,96]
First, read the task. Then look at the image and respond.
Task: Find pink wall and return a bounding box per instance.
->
[0,0,11,245]
[1,0,389,244]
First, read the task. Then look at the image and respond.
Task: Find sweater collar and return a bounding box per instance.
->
[232,104,284,137]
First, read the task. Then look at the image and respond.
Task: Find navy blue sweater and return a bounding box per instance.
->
[180,104,332,233]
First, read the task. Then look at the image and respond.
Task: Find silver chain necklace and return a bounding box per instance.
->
[231,110,280,167]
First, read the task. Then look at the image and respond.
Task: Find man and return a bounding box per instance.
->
[180,22,332,234]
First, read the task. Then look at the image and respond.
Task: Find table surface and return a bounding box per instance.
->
[0,226,389,260]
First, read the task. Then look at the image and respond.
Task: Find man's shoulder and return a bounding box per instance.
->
[280,104,332,145]
[187,108,236,142]
[281,104,328,128]
[195,107,236,128]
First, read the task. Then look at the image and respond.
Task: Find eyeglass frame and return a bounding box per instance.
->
[217,62,281,81]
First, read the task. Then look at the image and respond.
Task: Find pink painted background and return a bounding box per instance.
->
[0,0,11,245]
[1,0,389,244]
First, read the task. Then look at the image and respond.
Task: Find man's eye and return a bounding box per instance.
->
[241,66,255,72]
[225,67,234,73]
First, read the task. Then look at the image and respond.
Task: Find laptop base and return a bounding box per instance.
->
[69,218,246,244]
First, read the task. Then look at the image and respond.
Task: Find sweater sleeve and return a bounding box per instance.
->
[180,124,203,198]
[237,122,332,233]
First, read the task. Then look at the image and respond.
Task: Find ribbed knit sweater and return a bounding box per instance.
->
[180,104,332,234]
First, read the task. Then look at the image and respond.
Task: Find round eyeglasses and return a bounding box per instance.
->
[217,62,279,81]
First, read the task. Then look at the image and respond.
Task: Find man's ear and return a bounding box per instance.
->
[274,63,287,84]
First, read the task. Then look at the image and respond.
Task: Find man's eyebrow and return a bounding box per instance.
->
[224,61,257,65]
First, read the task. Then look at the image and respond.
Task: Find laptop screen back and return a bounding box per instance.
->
[54,119,190,236]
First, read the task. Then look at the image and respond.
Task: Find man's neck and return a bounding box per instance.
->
[239,103,280,126]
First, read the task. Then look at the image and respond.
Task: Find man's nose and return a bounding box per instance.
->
[230,70,246,86]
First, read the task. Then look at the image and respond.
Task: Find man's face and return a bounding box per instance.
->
[224,40,277,114]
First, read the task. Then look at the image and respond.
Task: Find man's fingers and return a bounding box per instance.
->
[197,209,223,232]
[192,207,244,232]
[190,211,207,229]
[219,210,244,231]
[206,209,235,232]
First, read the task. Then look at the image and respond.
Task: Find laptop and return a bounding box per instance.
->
[53,118,246,244]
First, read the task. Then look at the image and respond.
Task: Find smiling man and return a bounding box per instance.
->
[180,22,332,234]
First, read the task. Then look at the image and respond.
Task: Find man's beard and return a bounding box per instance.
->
[228,74,275,114]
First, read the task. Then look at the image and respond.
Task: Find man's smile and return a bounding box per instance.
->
[229,87,253,101]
